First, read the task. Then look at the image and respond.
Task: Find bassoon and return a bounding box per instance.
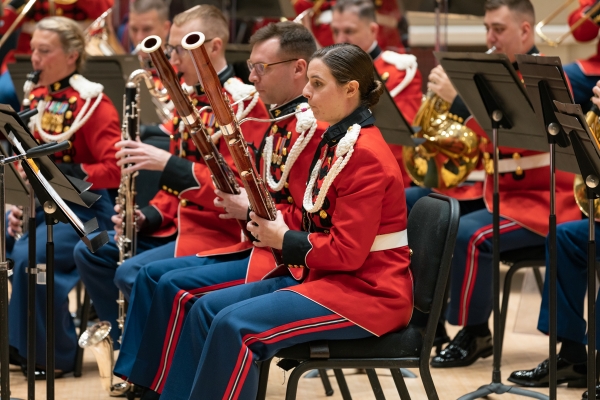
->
[181,32,283,266]
[140,35,248,232]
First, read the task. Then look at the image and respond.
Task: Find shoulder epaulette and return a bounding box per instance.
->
[69,74,103,99]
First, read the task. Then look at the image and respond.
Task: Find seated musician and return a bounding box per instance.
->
[330,0,422,185]
[158,42,413,400]
[0,0,113,110]
[111,22,326,399]
[293,0,406,51]
[421,0,582,369]
[507,82,600,398]
[6,16,121,378]
[73,4,269,347]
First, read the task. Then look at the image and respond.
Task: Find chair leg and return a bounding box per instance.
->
[285,364,305,400]
[391,368,411,400]
[365,369,386,400]
[73,290,91,378]
[256,359,272,400]
[532,266,544,295]
[333,369,352,400]
[318,369,334,396]
[419,363,439,400]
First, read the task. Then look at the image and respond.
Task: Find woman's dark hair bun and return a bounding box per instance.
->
[364,79,384,108]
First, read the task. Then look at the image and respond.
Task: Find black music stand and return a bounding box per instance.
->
[517,54,582,400]
[0,105,108,400]
[552,101,600,400]
[372,79,419,147]
[435,51,548,400]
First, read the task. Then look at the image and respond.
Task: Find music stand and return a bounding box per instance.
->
[516,54,581,400]
[372,79,419,147]
[435,51,548,400]
[552,101,600,400]
[0,105,108,400]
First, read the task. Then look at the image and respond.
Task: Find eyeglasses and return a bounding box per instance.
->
[165,38,214,58]
[246,59,298,76]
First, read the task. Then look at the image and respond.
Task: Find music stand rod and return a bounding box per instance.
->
[26,185,35,399]
[0,157,11,399]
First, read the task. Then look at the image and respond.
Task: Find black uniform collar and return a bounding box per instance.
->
[368,43,382,61]
[324,105,374,144]
[194,64,235,95]
[269,95,307,119]
[512,45,539,71]
[48,72,77,93]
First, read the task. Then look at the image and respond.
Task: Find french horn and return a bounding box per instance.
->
[574,105,600,220]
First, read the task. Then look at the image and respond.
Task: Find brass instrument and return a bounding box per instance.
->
[536,0,600,47]
[0,0,36,52]
[574,105,600,220]
[85,8,126,56]
[181,31,283,266]
[402,48,493,189]
[77,77,145,398]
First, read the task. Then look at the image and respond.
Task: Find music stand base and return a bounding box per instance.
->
[458,382,549,400]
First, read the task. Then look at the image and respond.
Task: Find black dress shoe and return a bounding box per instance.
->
[433,322,450,356]
[140,388,161,400]
[581,383,600,399]
[21,365,66,381]
[9,345,23,367]
[430,329,493,368]
[507,356,586,387]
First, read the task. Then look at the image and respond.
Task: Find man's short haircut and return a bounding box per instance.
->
[249,21,317,62]
[332,0,376,22]
[484,0,535,24]
[130,0,169,21]
[173,5,230,44]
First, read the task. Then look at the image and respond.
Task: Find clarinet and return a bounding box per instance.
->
[115,79,140,341]
[180,32,283,266]
[139,36,249,232]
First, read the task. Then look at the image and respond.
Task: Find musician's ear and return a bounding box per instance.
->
[294,59,308,77]
[210,37,224,55]
[346,80,359,99]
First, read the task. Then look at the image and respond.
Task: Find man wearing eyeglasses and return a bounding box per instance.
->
[73,4,270,348]
[110,21,327,399]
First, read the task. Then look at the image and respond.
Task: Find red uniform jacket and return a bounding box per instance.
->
[370,45,423,187]
[28,73,120,189]
[282,106,413,336]
[1,0,112,72]
[198,96,327,282]
[140,66,269,257]
[568,0,600,75]
[292,0,406,51]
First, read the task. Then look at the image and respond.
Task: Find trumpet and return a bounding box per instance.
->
[536,0,600,47]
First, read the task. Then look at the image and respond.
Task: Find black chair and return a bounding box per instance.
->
[256,193,460,400]
[498,246,546,350]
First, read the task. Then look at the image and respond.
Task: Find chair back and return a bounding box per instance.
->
[407,194,459,357]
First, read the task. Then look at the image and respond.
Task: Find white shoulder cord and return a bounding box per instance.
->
[303,123,361,213]
[381,51,418,98]
[235,91,259,120]
[35,93,103,143]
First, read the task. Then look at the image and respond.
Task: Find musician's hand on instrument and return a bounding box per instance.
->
[115,140,171,173]
[592,82,600,107]
[111,205,124,238]
[428,65,457,103]
[16,162,28,182]
[135,210,146,232]
[247,211,289,250]
[214,189,249,220]
[7,205,23,238]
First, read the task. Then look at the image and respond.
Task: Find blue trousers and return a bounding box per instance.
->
[161,276,372,400]
[448,209,546,326]
[113,251,250,386]
[8,192,114,371]
[113,240,177,300]
[563,62,599,114]
[74,231,173,345]
[0,70,20,111]
[537,219,600,345]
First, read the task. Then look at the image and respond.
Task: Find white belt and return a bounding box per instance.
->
[466,170,486,182]
[370,230,408,252]
[492,153,550,174]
